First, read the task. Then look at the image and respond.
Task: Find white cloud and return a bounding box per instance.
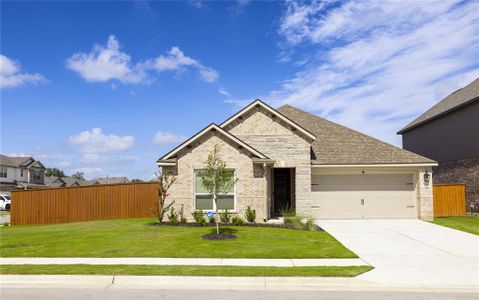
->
[69,128,135,153]
[144,46,219,82]
[0,54,45,89]
[75,167,103,176]
[188,1,203,8]
[66,36,218,84]
[66,35,146,83]
[57,161,71,168]
[267,0,479,146]
[218,87,231,97]
[152,131,187,145]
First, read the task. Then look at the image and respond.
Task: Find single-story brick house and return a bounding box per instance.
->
[157,100,437,221]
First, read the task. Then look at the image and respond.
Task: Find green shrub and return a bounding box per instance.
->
[305,218,317,231]
[245,205,256,223]
[283,215,304,230]
[191,210,206,226]
[209,215,216,224]
[220,209,231,223]
[279,205,295,218]
[283,215,317,231]
[167,207,179,225]
[231,216,245,225]
[179,205,187,223]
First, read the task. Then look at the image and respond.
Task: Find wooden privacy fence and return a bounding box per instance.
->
[433,184,466,217]
[10,182,159,225]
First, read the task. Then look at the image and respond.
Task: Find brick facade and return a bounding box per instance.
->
[224,106,312,217]
[163,131,267,221]
[433,156,479,212]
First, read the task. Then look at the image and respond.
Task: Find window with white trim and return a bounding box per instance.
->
[194,170,235,211]
[0,166,7,178]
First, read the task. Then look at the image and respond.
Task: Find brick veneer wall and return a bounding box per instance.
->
[433,156,479,212]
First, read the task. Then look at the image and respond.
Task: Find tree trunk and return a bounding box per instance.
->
[214,193,219,235]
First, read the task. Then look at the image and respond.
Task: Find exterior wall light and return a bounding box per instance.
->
[423,171,430,188]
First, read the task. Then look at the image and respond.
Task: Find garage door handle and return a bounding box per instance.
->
[406,205,414,208]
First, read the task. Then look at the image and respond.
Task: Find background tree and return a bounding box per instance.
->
[45,168,66,178]
[130,178,143,183]
[151,172,176,222]
[71,171,85,180]
[201,144,238,235]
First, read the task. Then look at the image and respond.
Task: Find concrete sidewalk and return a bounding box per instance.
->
[1,275,478,292]
[0,257,368,267]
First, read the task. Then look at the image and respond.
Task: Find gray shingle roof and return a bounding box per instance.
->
[398,77,479,133]
[0,154,33,168]
[277,105,435,165]
[92,177,129,184]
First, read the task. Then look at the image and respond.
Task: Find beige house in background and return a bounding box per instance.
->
[157,100,437,221]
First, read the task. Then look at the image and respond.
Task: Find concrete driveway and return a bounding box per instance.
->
[316,219,479,287]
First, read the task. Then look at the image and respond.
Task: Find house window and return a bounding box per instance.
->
[33,170,41,180]
[20,169,24,177]
[194,170,235,211]
[0,166,7,178]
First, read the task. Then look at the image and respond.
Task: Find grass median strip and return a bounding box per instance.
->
[0,264,373,277]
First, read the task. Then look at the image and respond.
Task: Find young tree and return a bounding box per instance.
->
[71,171,85,180]
[201,144,238,235]
[45,168,66,178]
[151,171,176,222]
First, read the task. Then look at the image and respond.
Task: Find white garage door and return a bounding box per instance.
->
[311,174,415,219]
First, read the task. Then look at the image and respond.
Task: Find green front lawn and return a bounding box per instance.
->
[433,216,479,235]
[0,211,9,216]
[0,264,372,277]
[0,218,356,258]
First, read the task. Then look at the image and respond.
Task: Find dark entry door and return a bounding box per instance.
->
[273,168,292,216]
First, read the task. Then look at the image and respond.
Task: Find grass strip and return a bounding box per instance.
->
[0,264,373,277]
[433,216,479,235]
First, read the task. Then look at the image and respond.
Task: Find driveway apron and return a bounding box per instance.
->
[316,219,479,287]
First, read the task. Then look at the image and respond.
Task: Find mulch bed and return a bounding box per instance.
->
[201,233,238,240]
[151,221,323,231]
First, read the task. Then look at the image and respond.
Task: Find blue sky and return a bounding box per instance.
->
[1,1,478,180]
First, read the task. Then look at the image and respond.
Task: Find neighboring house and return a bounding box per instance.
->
[91,176,129,185]
[62,177,92,187]
[44,176,66,188]
[398,78,479,212]
[0,154,46,191]
[44,176,129,188]
[157,100,436,221]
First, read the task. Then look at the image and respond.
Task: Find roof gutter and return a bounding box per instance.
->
[311,163,438,168]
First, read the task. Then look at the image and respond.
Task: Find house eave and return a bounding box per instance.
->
[311,162,438,168]
[219,99,316,141]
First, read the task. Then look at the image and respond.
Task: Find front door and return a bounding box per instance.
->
[273,168,293,216]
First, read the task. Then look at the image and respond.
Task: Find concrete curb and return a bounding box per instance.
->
[1,275,478,292]
[0,257,369,267]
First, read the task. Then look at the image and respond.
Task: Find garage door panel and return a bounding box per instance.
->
[311,174,415,219]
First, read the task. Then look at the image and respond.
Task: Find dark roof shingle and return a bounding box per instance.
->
[399,77,479,133]
[277,105,435,165]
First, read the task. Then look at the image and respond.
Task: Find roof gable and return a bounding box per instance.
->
[399,77,479,133]
[220,99,316,141]
[278,105,436,165]
[157,123,268,162]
